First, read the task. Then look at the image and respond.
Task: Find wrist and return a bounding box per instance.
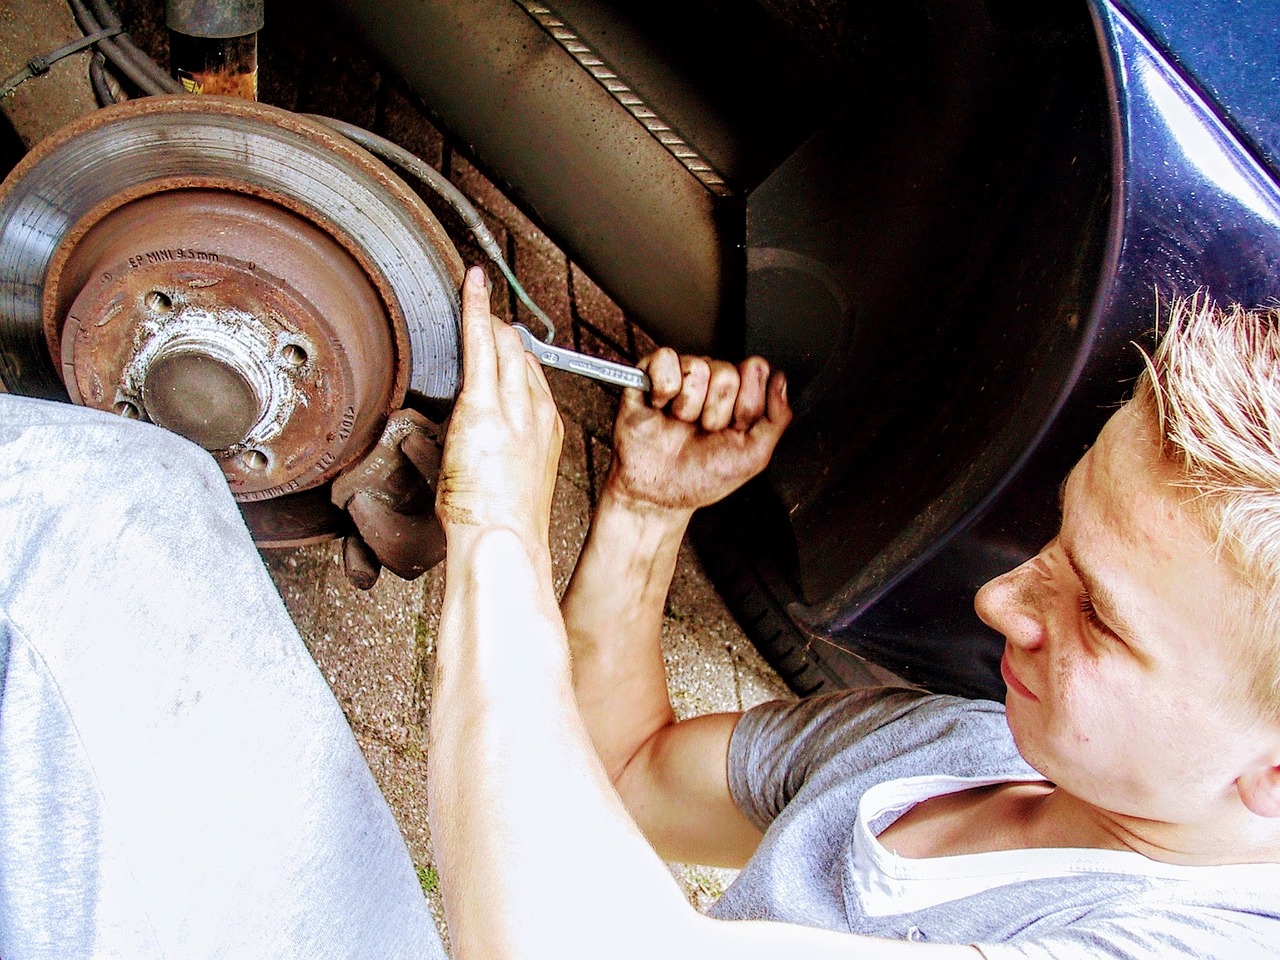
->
[597,477,695,532]
[444,521,553,576]
[580,485,691,584]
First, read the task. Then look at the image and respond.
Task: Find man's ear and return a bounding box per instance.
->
[1237,761,1280,818]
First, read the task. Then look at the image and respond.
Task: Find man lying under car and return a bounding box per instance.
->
[428,269,1280,959]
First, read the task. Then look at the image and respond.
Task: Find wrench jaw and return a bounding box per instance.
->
[513,323,542,353]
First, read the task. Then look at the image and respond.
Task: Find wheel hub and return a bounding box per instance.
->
[50,187,395,500]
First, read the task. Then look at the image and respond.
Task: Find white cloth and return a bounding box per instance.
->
[0,394,444,959]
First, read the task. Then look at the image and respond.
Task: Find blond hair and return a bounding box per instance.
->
[1134,294,1280,712]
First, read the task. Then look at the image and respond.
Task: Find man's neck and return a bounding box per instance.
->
[1031,787,1280,867]
[879,782,1280,866]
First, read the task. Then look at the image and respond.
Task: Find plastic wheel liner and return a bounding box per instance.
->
[0,95,464,544]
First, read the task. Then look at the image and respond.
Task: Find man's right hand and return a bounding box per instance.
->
[434,266,563,552]
[607,348,792,515]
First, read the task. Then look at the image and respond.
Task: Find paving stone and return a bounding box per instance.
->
[512,236,572,345]
[272,542,428,747]
[574,316,631,366]
[549,474,591,599]
[261,541,333,635]
[449,153,541,242]
[376,82,445,170]
[543,366,620,443]
[557,420,592,498]
[586,432,615,506]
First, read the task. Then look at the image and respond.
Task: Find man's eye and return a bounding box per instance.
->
[1078,592,1107,631]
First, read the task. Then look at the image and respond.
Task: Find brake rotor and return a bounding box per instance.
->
[0,95,464,544]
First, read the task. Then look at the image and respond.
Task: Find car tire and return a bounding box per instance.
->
[691,489,902,697]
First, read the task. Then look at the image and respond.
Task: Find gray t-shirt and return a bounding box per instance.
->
[711,686,1280,958]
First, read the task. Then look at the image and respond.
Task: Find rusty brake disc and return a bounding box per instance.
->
[0,95,464,545]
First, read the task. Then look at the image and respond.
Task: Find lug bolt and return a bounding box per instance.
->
[145,290,173,314]
[113,400,140,419]
[243,449,268,470]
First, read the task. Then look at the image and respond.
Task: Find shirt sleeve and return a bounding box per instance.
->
[725,685,933,832]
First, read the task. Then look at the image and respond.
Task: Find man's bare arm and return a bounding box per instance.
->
[561,348,790,867]
[561,490,761,866]
[434,529,983,960]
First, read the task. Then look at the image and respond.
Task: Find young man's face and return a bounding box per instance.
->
[974,400,1276,824]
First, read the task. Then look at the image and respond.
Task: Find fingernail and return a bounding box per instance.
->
[780,374,788,402]
[468,265,488,290]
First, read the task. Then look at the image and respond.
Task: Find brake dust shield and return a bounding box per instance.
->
[0,95,464,545]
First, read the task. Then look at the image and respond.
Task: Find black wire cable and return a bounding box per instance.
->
[89,50,120,105]
[0,24,123,99]
[87,0,182,94]
[66,0,170,96]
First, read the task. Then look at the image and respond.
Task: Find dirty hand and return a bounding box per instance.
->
[606,348,791,514]
[435,266,564,547]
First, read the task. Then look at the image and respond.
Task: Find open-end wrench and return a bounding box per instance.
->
[514,323,652,392]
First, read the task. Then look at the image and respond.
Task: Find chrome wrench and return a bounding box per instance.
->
[514,323,652,391]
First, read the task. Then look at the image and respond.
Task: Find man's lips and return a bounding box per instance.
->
[1001,652,1038,701]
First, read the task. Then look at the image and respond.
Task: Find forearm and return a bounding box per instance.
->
[429,527,695,959]
[560,486,692,780]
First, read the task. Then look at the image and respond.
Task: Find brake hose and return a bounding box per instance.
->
[306,115,557,343]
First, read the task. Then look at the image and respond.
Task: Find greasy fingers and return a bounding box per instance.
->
[642,347,684,409]
[732,358,770,430]
[607,347,793,514]
[750,369,792,445]
[701,360,741,432]
[670,356,711,422]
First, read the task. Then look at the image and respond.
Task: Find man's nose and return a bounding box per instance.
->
[974,561,1047,650]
